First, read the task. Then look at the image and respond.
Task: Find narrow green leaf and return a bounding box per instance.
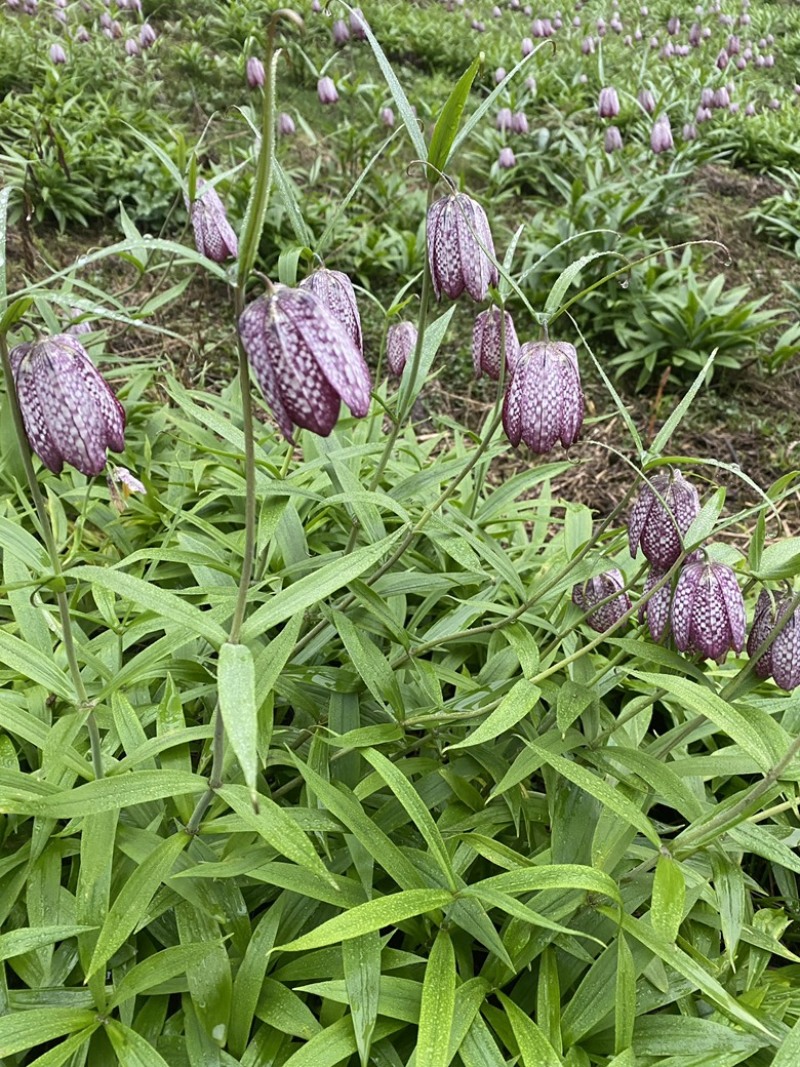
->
[471,863,621,904]
[0,631,74,701]
[0,1009,96,1058]
[651,854,685,943]
[229,899,284,1058]
[523,740,661,847]
[176,901,231,1047]
[343,931,382,1067]
[0,925,95,962]
[536,948,562,1055]
[275,889,453,953]
[1,771,206,817]
[544,250,614,319]
[218,643,258,798]
[648,347,718,456]
[280,1016,403,1067]
[615,933,635,1055]
[362,748,455,889]
[417,929,456,1067]
[106,1019,172,1066]
[87,833,189,979]
[25,1027,98,1067]
[498,992,561,1067]
[110,944,220,1009]
[427,55,482,180]
[447,678,541,751]
[217,784,335,886]
[241,532,402,642]
[255,977,322,1039]
[773,1015,800,1067]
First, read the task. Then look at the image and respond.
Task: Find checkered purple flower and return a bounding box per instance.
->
[572,569,632,633]
[187,179,238,263]
[502,340,584,454]
[671,559,746,661]
[747,590,800,690]
[238,285,372,441]
[386,322,417,377]
[427,192,498,302]
[300,268,363,356]
[639,568,672,641]
[10,334,125,476]
[628,469,700,570]
[472,308,520,380]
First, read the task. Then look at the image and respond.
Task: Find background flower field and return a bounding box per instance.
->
[2,0,800,1065]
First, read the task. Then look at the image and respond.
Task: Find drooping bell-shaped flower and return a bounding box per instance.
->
[572,569,632,633]
[300,268,363,356]
[317,76,339,104]
[671,558,746,661]
[747,590,800,690]
[332,18,350,45]
[472,307,520,380]
[598,86,620,117]
[386,322,417,377]
[496,107,514,132]
[512,110,529,134]
[246,56,265,88]
[639,568,673,641]
[380,106,394,127]
[278,112,296,136]
[502,340,584,454]
[238,285,372,441]
[187,179,238,263]
[49,42,67,64]
[10,334,126,476]
[638,88,656,113]
[604,125,624,152]
[650,115,674,153]
[628,469,700,570]
[498,146,516,169]
[427,192,498,302]
[140,22,156,48]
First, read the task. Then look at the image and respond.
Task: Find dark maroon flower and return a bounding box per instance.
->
[427,192,498,302]
[386,322,417,377]
[238,285,372,441]
[572,569,632,633]
[10,334,125,476]
[472,308,520,380]
[671,559,746,661]
[300,268,363,356]
[639,568,672,640]
[187,179,238,263]
[628,469,700,570]
[503,340,584,454]
[747,590,800,690]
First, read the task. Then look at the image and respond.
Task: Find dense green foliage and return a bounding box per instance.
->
[1,1,800,1065]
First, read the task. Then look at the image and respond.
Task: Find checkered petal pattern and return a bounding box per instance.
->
[11,334,126,476]
[639,568,673,641]
[747,590,800,690]
[502,340,584,454]
[300,269,363,356]
[628,469,700,570]
[671,559,745,662]
[386,322,417,377]
[572,568,631,633]
[238,285,372,442]
[427,193,499,302]
[188,180,238,263]
[472,308,520,380]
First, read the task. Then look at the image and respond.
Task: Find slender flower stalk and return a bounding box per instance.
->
[0,333,103,779]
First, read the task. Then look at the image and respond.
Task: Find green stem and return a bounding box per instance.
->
[0,334,103,779]
[229,287,257,646]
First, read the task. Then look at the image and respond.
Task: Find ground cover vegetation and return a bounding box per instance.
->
[1,0,800,1064]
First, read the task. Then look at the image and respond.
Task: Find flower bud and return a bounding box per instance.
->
[638,89,656,113]
[512,110,529,134]
[671,559,745,661]
[186,179,238,263]
[496,107,513,132]
[238,285,372,441]
[332,18,350,45]
[503,340,584,453]
[10,334,126,476]
[386,322,417,377]
[472,308,520,380]
[572,569,632,633]
[427,192,498,302]
[628,469,699,570]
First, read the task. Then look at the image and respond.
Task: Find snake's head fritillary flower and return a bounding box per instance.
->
[682,123,698,141]
[380,106,394,127]
[512,110,529,134]
[572,569,632,633]
[498,146,516,169]
[125,38,140,57]
[628,469,700,570]
[49,43,67,64]
[747,590,800,690]
[638,89,656,113]
[386,322,417,377]
[140,22,156,48]
[427,192,498,303]
[300,268,363,356]
[604,125,624,152]
[186,179,238,263]
[503,340,584,454]
[472,308,520,380]
[349,7,367,38]
[317,76,339,104]
[246,56,265,88]
[650,115,674,153]
[11,334,125,476]
[332,18,349,45]
[496,107,513,132]
[598,86,620,117]
[639,568,673,641]
[278,112,296,136]
[671,559,746,662]
[238,285,372,442]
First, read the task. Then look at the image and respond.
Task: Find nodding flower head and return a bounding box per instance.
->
[186,179,238,263]
[472,308,520,381]
[317,76,339,104]
[598,86,620,117]
[427,192,498,302]
[386,322,417,377]
[628,469,700,570]
[238,284,372,442]
[502,340,584,454]
[10,334,125,476]
[246,56,265,88]
[572,569,632,633]
[671,558,746,662]
[300,268,363,356]
[747,590,800,691]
